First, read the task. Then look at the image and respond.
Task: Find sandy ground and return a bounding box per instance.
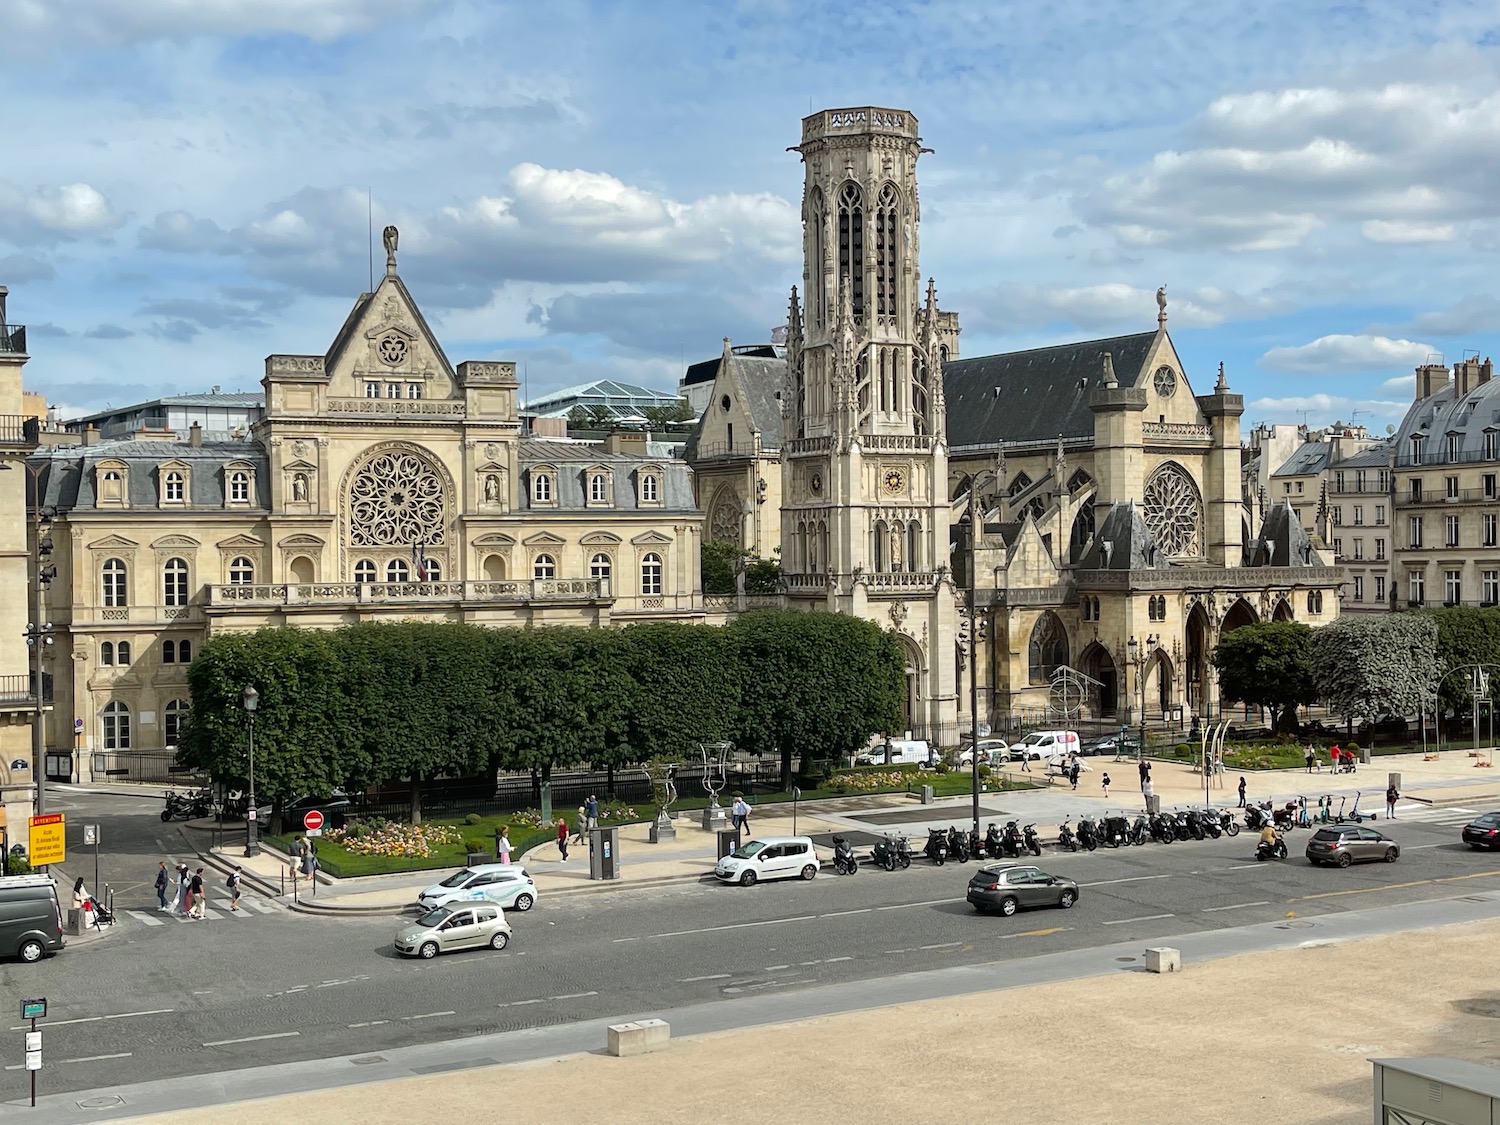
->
[129,914,1500,1125]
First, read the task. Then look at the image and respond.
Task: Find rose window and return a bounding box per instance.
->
[378,334,409,366]
[710,492,742,544]
[349,450,445,546]
[1142,463,1202,556]
[1152,365,1177,397]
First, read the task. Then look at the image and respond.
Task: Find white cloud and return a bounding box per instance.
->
[10,0,435,44]
[1361,219,1455,244]
[1379,373,1414,395]
[1400,295,1500,338]
[1247,392,1409,426]
[965,282,1280,334]
[1261,334,1435,375]
[0,181,121,245]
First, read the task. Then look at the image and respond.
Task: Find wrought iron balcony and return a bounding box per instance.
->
[0,324,25,355]
[0,673,52,705]
[206,578,610,607]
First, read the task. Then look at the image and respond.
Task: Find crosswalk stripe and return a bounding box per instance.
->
[240,896,277,914]
[125,910,165,927]
[200,908,224,920]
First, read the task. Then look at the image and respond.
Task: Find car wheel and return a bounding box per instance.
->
[801,864,817,881]
[1058,889,1076,909]
[418,941,439,959]
[1469,842,1483,850]
[489,931,510,950]
[18,939,44,963]
[740,870,757,887]
[999,897,1019,917]
[513,893,534,912]
[1384,848,1398,863]
[1337,853,1353,868]
[1307,858,1320,866]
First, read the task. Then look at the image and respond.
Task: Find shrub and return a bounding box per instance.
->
[463,813,482,826]
[977,764,991,780]
[934,760,950,774]
[1175,743,1192,755]
[463,839,487,854]
[1346,741,1360,752]
[4,852,30,876]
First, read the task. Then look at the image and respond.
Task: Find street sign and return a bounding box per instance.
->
[28,815,64,866]
[83,824,97,846]
[26,1032,40,1053]
[20,998,45,1020]
[302,810,324,831]
[305,827,322,838]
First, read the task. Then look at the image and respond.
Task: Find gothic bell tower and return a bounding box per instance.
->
[780,107,957,743]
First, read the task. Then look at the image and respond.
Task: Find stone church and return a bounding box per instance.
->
[688,106,1344,742]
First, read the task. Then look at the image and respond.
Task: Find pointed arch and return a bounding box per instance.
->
[809,185,826,327]
[1272,597,1294,622]
[837,181,865,320]
[1027,611,1069,685]
[874,182,900,318]
[1186,602,1210,712]
[1069,504,1096,563]
[1222,598,1259,633]
[1078,641,1118,716]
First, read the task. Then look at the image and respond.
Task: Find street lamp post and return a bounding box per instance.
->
[966,482,980,844]
[1127,634,1157,768]
[242,684,260,857]
[25,502,56,821]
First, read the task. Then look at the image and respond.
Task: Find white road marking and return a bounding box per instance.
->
[1202,901,1271,912]
[507,998,544,1006]
[241,896,277,914]
[401,1011,455,1021]
[819,907,873,917]
[125,910,165,926]
[203,1031,300,1047]
[1407,843,1447,850]
[9,1008,173,1032]
[920,941,963,950]
[200,908,224,920]
[652,914,817,939]
[765,964,790,971]
[5,1052,131,1071]
[874,898,952,911]
[1226,863,1264,870]
[679,974,731,982]
[611,937,640,943]
[347,1020,390,1028]
[1103,913,1175,926]
[1081,874,1172,887]
[825,956,853,963]
[550,991,598,1000]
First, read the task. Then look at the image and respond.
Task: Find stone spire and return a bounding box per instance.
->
[1216,360,1228,391]
[1101,350,1117,388]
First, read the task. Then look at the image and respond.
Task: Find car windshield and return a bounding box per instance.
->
[437,870,474,888]
[1312,829,1347,841]
[732,842,765,859]
[1475,813,1500,827]
[1019,734,1044,746]
[416,906,456,928]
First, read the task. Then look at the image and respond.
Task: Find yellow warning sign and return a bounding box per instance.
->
[28,814,64,866]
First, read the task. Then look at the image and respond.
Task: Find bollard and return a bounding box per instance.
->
[607,1019,670,1057]
[1144,947,1181,973]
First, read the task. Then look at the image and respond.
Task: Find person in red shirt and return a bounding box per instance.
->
[556,818,570,863]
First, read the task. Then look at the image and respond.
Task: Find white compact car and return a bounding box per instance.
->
[416,864,538,912]
[714,837,820,886]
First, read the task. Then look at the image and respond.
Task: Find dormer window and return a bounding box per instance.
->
[230,472,249,503]
[590,474,607,503]
[638,467,662,506]
[1486,430,1498,462]
[531,469,555,506]
[97,463,129,506]
[1447,433,1461,462]
[586,468,613,507]
[164,471,185,502]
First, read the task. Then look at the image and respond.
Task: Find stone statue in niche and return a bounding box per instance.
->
[890,530,902,569]
[291,473,307,502]
[484,474,500,502]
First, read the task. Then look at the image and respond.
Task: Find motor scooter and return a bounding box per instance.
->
[1022,823,1042,857]
[872,834,912,871]
[1001,820,1023,858]
[946,825,971,863]
[1057,818,1079,852]
[832,835,858,875]
[1256,834,1289,861]
[983,823,1004,859]
[924,827,948,865]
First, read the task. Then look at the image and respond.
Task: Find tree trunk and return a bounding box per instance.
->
[779,745,792,790]
[606,763,615,799]
[530,767,539,802]
[409,772,423,825]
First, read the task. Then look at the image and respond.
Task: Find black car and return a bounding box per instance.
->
[1462,811,1500,849]
[966,863,1079,915]
[1085,735,1141,757]
[255,791,352,830]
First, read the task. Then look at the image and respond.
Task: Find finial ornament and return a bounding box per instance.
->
[1156,284,1167,326]
[383,225,399,275]
[1101,350,1117,388]
[1216,360,1228,391]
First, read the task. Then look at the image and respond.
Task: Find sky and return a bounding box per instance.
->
[5,0,1500,432]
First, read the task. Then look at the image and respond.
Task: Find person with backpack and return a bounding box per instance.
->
[226,866,242,911]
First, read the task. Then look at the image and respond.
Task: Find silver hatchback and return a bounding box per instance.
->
[1305,825,1400,867]
[394,903,512,958]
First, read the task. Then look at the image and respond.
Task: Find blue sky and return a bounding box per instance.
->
[6,0,1500,430]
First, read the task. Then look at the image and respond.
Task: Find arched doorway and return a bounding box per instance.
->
[1028,612,1069,685]
[1079,641,1118,716]
[1150,650,1174,715]
[1272,598,1294,622]
[1186,603,1209,713]
[895,633,923,735]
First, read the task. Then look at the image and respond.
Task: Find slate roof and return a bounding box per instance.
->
[1394,373,1500,464]
[1271,442,1330,478]
[682,344,783,387]
[517,439,698,513]
[1076,501,1170,571]
[1244,501,1326,567]
[30,439,270,511]
[1331,442,1392,469]
[943,331,1158,450]
[682,351,785,461]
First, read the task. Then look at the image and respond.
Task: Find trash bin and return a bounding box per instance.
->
[717,829,739,860]
[588,826,619,880]
[1146,795,1161,816]
[920,784,935,805]
[1360,747,1372,765]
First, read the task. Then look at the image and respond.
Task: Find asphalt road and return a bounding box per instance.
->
[4,789,1499,1100]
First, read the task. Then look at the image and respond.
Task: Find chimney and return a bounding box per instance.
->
[1456,358,1483,397]
[1482,358,1494,386]
[1415,363,1449,400]
[189,421,203,448]
[83,425,100,446]
[603,430,647,455]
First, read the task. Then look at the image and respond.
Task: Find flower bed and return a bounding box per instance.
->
[327,816,464,858]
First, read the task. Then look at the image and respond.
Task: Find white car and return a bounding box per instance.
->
[714,837,820,886]
[416,864,538,912]
[959,739,1010,766]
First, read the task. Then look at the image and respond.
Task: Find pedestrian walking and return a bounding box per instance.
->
[574,806,588,845]
[496,827,512,865]
[731,794,751,836]
[189,867,208,919]
[226,866,242,911]
[174,864,191,916]
[1019,749,1030,772]
[1386,783,1400,819]
[154,861,170,911]
[1142,777,1154,802]
[1305,745,1315,773]
[1237,776,1247,808]
[1101,772,1111,798]
[1068,760,1080,791]
[585,794,599,829]
[556,818,570,862]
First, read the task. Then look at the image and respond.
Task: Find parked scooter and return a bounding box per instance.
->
[1148,811,1175,844]
[946,825,971,863]
[983,823,1004,859]
[1244,802,1273,831]
[1199,808,1223,839]
[832,835,859,875]
[1001,820,1024,858]
[872,834,912,871]
[1057,818,1080,853]
[1100,814,1129,848]
[1273,801,1297,831]
[1076,815,1100,851]
[924,827,948,866]
[1128,815,1150,846]
[1022,823,1042,857]
[1256,833,1289,861]
[1184,809,1207,841]
[1172,808,1195,841]
[161,788,212,822]
[1211,808,1241,837]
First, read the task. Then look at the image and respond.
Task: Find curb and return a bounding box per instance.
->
[179,828,293,901]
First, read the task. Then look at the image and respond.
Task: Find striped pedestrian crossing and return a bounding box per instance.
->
[124,893,281,926]
[1388,803,1481,826]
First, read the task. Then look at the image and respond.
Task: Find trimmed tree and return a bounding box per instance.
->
[1425,606,1500,710]
[1312,613,1438,724]
[1212,621,1316,733]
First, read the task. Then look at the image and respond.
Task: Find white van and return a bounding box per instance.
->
[855,739,933,767]
[1014,730,1080,762]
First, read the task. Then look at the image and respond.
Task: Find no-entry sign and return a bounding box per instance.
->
[302,810,325,832]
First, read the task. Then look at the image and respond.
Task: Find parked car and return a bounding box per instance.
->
[1012,730,1080,762]
[959,739,1010,766]
[1085,734,1141,757]
[1305,825,1400,867]
[966,863,1078,915]
[1461,811,1500,849]
[394,903,511,958]
[416,864,537,912]
[255,790,352,830]
[714,836,820,886]
[855,740,933,767]
[0,875,66,963]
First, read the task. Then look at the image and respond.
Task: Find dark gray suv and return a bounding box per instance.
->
[966,863,1078,915]
[1305,825,1399,867]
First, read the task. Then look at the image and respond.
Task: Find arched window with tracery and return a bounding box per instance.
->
[809,186,826,326]
[837,182,864,320]
[348,446,447,548]
[1142,462,1204,557]
[874,183,899,318]
[1028,611,1068,685]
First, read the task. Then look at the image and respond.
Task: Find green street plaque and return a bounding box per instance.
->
[20,998,45,1020]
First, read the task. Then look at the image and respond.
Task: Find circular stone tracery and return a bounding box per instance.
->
[378,334,409,365]
[1142,463,1202,556]
[709,490,742,544]
[349,449,445,546]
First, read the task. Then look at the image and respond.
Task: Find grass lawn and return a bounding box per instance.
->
[267,814,557,879]
[1152,741,1449,772]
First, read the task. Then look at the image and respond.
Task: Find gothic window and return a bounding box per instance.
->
[228,556,254,585]
[386,558,409,583]
[229,472,250,503]
[354,559,377,584]
[164,471,185,502]
[1142,462,1204,557]
[590,553,612,582]
[874,184,899,318]
[1067,469,1093,493]
[809,186,826,326]
[907,521,921,571]
[1028,611,1068,686]
[837,182,865,320]
[641,552,663,595]
[533,554,555,580]
[709,490,742,545]
[1008,472,1032,498]
[1069,505,1096,562]
[100,641,114,666]
[349,448,446,545]
[102,558,127,607]
[164,699,187,747]
[102,701,131,750]
[162,558,189,607]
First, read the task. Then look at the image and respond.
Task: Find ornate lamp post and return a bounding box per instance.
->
[25,500,57,819]
[1126,634,1158,764]
[242,684,260,857]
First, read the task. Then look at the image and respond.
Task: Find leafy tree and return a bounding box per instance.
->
[1425,607,1500,710]
[1212,621,1316,733]
[643,398,694,428]
[1311,614,1437,724]
[701,540,781,596]
[566,404,612,431]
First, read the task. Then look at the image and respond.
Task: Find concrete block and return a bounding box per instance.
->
[608,1019,670,1057]
[1145,946,1181,973]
